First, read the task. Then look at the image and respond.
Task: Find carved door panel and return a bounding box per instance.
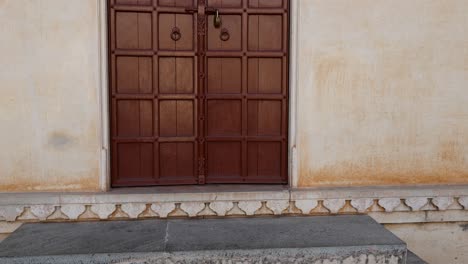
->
[109,0,288,186]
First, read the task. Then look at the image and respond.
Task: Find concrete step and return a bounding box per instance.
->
[0,215,409,264]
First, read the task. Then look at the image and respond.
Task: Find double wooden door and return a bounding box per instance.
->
[109,0,289,186]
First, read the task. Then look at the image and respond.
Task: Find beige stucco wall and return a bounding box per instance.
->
[297,0,468,187]
[0,0,101,191]
[386,222,468,264]
[1,0,468,191]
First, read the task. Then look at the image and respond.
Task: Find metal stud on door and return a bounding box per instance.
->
[108,0,289,186]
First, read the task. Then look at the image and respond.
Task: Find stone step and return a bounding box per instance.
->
[0,215,410,264]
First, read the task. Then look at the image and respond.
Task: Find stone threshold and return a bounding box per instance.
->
[0,216,409,264]
[1,185,468,233]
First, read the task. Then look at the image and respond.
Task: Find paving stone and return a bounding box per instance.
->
[0,220,167,256]
[0,216,409,264]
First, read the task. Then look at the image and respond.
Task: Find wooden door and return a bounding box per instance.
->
[109,0,289,186]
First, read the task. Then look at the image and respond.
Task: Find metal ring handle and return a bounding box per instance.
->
[171,27,181,41]
[220,28,230,41]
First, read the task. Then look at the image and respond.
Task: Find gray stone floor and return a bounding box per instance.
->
[0,215,420,263]
[0,216,405,256]
[407,251,428,264]
[0,234,9,243]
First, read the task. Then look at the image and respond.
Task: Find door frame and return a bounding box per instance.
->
[97,0,300,190]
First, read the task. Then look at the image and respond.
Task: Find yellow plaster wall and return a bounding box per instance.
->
[0,0,101,191]
[297,0,468,187]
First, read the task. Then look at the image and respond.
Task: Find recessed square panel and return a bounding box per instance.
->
[247,142,281,178]
[116,12,152,50]
[117,100,153,137]
[117,143,154,181]
[207,142,242,179]
[207,0,242,8]
[159,57,194,94]
[159,142,195,179]
[207,15,242,51]
[248,58,282,94]
[248,15,282,51]
[247,100,281,136]
[159,100,194,137]
[207,58,242,94]
[116,0,152,5]
[249,0,283,8]
[207,100,242,136]
[116,56,153,94]
[158,0,195,7]
[159,13,194,51]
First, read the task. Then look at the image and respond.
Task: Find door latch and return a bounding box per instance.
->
[213,9,222,28]
[185,7,222,28]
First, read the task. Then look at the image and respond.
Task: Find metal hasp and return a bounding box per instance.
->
[213,9,222,28]
[108,0,290,186]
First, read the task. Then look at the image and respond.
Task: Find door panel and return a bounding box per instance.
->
[159,142,195,179]
[207,142,242,180]
[109,0,289,186]
[248,58,282,94]
[158,57,194,94]
[247,100,282,136]
[116,56,153,94]
[115,12,152,50]
[248,15,283,51]
[116,143,154,182]
[206,100,242,136]
[207,58,242,94]
[207,15,242,51]
[203,0,288,183]
[247,142,282,179]
[158,14,194,51]
[116,100,153,137]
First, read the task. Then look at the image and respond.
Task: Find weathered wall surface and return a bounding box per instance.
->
[297,0,468,187]
[386,222,468,264]
[0,0,101,191]
[1,0,468,191]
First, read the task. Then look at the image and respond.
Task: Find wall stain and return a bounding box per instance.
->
[298,158,468,187]
[298,132,468,187]
[1,150,101,192]
[0,169,100,192]
[438,141,464,162]
[47,131,75,150]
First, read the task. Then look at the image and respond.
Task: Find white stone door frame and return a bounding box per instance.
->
[97,0,110,191]
[96,0,301,191]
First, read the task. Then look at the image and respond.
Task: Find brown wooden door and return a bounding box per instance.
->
[109,0,289,186]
